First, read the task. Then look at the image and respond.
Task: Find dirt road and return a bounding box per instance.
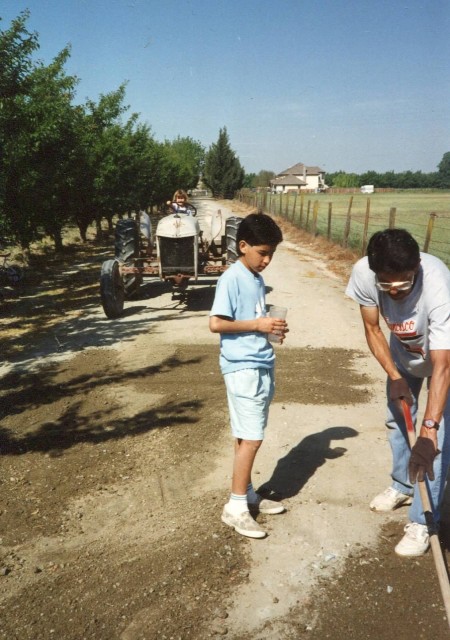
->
[0,200,449,639]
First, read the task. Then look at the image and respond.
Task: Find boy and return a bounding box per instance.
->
[209,213,288,538]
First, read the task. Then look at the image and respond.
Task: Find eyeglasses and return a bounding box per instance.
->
[375,278,414,292]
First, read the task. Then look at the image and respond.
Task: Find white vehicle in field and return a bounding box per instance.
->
[360,185,374,194]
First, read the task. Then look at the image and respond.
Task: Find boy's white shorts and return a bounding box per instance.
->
[223,368,275,440]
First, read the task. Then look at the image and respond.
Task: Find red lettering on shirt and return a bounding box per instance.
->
[384,317,426,359]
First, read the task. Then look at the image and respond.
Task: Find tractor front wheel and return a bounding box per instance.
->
[100,259,125,318]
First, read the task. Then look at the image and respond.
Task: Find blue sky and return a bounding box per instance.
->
[1,0,449,175]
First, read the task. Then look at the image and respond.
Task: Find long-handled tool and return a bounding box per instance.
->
[401,399,450,627]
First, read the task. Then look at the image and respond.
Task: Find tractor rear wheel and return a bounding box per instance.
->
[115,219,140,262]
[225,216,243,264]
[115,218,142,298]
[100,259,125,318]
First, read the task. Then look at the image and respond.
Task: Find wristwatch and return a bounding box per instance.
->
[422,419,440,430]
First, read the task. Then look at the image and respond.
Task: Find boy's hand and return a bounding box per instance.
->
[257,317,289,341]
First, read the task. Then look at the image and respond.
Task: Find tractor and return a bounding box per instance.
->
[100,200,242,318]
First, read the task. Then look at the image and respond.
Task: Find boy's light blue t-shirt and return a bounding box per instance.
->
[210,260,275,374]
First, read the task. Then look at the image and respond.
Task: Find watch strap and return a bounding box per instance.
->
[422,419,440,430]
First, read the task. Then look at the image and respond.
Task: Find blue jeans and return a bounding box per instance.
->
[386,371,450,525]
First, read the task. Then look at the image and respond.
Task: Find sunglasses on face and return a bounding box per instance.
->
[375,277,415,292]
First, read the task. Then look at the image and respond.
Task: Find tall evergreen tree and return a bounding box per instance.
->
[203,127,244,198]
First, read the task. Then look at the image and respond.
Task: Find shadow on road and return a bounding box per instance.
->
[257,426,359,499]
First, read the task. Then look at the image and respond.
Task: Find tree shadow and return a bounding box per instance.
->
[0,353,203,421]
[257,426,359,499]
[0,397,201,456]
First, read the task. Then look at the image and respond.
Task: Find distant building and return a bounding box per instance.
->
[270,162,327,193]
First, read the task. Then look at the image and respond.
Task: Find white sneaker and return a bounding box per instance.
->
[370,487,413,512]
[248,496,286,515]
[221,506,267,539]
[395,523,430,557]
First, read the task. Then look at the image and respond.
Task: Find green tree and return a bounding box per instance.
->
[163,136,205,197]
[437,152,450,188]
[254,170,275,188]
[0,11,39,240]
[327,171,359,188]
[203,127,244,198]
[243,170,275,189]
[0,10,79,249]
[242,173,256,189]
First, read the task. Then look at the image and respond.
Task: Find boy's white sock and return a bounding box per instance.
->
[226,493,248,514]
[247,483,260,505]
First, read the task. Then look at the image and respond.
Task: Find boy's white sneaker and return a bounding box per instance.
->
[370,487,413,512]
[395,522,430,557]
[221,507,266,539]
[249,496,286,515]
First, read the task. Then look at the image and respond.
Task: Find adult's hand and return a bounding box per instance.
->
[390,377,413,405]
[409,436,438,483]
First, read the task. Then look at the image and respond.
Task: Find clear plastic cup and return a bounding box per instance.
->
[268,305,287,344]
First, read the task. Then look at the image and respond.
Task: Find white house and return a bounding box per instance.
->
[270,162,327,193]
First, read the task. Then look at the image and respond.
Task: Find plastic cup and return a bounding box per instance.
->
[268,305,287,344]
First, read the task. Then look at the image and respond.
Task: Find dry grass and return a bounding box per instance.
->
[223,198,359,283]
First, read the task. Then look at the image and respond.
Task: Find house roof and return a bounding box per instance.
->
[269,175,307,186]
[277,162,324,176]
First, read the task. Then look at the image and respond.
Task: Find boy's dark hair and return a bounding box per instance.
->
[367,228,420,273]
[236,213,283,254]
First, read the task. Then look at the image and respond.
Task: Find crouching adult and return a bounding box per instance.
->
[346,228,450,556]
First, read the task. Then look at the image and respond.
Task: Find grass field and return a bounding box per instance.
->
[254,190,450,266]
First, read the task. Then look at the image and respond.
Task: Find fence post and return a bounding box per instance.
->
[389,207,396,228]
[424,212,437,252]
[299,193,304,227]
[285,192,290,218]
[305,200,311,230]
[312,200,319,235]
[327,202,332,241]
[292,191,298,223]
[342,196,353,247]
[361,197,371,256]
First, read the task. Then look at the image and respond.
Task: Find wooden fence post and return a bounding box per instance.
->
[285,192,290,218]
[279,193,283,217]
[389,207,396,228]
[361,197,371,256]
[342,196,353,247]
[306,200,311,230]
[299,193,304,227]
[312,200,319,235]
[292,191,298,223]
[424,212,437,252]
[327,202,332,241]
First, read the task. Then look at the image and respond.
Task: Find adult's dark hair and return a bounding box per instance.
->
[367,228,420,273]
[236,213,283,254]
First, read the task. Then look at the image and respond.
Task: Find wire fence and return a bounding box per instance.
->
[236,190,450,267]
